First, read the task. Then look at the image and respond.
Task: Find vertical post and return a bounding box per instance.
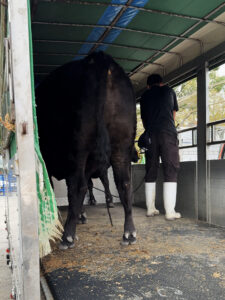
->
[0,1,6,107]
[9,0,40,299]
[197,62,209,221]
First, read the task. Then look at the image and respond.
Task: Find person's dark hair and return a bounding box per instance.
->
[147,74,163,86]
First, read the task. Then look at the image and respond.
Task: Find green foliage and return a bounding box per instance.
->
[174,67,225,128]
[170,78,198,129]
[209,68,225,122]
[135,104,145,164]
[174,78,197,98]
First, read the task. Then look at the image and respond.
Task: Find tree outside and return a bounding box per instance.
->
[135,103,145,164]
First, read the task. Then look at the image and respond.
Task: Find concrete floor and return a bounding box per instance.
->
[42,204,225,300]
[0,197,12,300]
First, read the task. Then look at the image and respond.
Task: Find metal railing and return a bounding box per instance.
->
[178,126,197,149]
[207,119,225,145]
[177,118,225,149]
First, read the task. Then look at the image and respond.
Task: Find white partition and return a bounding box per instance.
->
[132,161,225,227]
[53,167,120,206]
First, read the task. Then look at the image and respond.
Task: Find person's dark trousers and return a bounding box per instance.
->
[145,131,180,182]
[144,131,181,220]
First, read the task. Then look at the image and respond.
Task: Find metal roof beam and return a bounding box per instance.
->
[33,39,181,61]
[37,1,225,27]
[129,3,224,77]
[89,0,133,54]
[164,40,225,85]
[33,53,147,64]
[135,40,225,98]
[32,21,202,45]
[33,52,164,73]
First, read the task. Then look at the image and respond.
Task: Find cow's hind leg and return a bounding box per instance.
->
[59,172,87,250]
[88,178,97,206]
[99,172,114,208]
[111,160,136,245]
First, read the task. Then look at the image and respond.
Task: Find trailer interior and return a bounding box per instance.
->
[1,0,225,299]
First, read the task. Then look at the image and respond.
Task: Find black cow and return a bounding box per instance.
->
[35,52,137,249]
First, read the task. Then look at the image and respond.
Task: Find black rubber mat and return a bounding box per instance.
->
[43,205,225,300]
[45,254,225,300]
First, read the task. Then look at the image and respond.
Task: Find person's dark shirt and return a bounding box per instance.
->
[140,85,178,135]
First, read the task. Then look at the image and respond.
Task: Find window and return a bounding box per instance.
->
[135,103,145,164]
[208,64,225,122]
[174,78,197,161]
[207,63,225,160]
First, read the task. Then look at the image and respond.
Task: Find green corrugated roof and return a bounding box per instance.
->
[35,2,107,24]
[31,0,225,93]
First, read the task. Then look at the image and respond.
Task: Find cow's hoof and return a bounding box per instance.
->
[67,235,73,243]
[78,213,88,224]
[82,217,87,224]
[107,202,114,208]
[58,241,75,250]
[120,232,137,246]
[129,234,137,245]
[89,198,97,206]
[80,215,87,224]
[121,234,129,246]
[59,235,76,250]
[106,202,115,208]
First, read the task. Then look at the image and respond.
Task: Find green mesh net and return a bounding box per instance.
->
[27,0,63,258]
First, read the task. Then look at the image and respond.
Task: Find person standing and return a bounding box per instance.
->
[140,74,181,221]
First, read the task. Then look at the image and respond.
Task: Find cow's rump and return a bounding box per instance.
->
[35,51,137,249]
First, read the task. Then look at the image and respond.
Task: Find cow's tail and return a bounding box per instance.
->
[85,52,112,166]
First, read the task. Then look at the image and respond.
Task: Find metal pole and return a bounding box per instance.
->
[197,62,209,221]
[9,0,40,299]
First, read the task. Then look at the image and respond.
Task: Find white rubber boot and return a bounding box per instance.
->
[145,182,160,217]
[163,182,181,220]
